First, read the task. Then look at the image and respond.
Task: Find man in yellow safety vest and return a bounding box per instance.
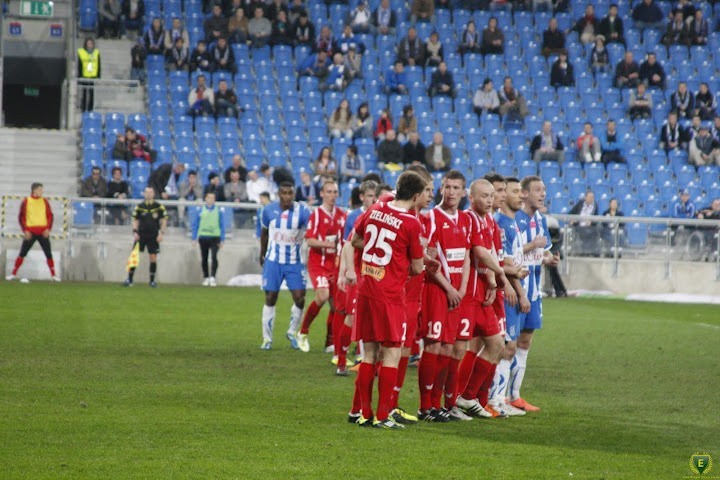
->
[77,37,101,111]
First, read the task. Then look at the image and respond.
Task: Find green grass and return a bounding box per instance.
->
[1,283,718,479]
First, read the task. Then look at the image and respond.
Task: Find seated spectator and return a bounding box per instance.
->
[149,162,185,199]
[403,131,426,166]
[205,172,226,202]
[673,0,696,21]
[428,61,456,98]
[189,40,212,72]
[325,53,348,92]
[188,74,215,117]
[569,190,600,256]
[459,20,482,55]
[270,10,293,46]
[601,198,625,255]
[82,166,109,198]
[473,78,500,117]
[688,114,702,139]
[687,9,709,46]
[293,14,315,47]
[371,0,396,36]
[411,0,435,24]
[223,168,248,202]
[228,9,249,44]
[632,0,664,32]
[352,102,373,139]
[122,0,144,37]
[673,189,696,219]
[711,116,720,144]
[164,17,190,50]
[375,109,393,141]
[600,119,626,164]
[348,1,371,33]
[550,52,575,88]
[397,27,424,66]
[628,83,653,120]
[267,0,287,22]
[424,31,444,67]
[597,4,625,46]
[144,17,166,56]
[499,76,529,121]
[424,132,451,172]
[297,50,330,79]
[107,166,129,225]
[112,127,156,163]
[572,4,598,45]
[224,155,248,183]
[179,169,203,201]
[531,121,565,163]
[688,125,720,166]
[639,52,665,90]
[577,122,601,163]
[314,25,335,54]
[99,0,123,38]
[248,6,272,47]
[289,0,307,25]
[481,17,505,55]
[338,24,364,54]
[328,99,353,139]
[614,51,640,89]
[165,37,189,72]
[204,4,228,43]
[660,111,689,152]
[542,18,566,58]
[694,83,717,120]
[589,35,610,76]
[397,105,417,143]
[671,81,694,118]
[130,38,147,83]
[295,170,317,205]
[215,79,238,118]
[344,46,362,81]
[340,145,365,182]
[377,130,404,168]
[385,60,408,94]
[662,11,689,46]
[314,147,337,180]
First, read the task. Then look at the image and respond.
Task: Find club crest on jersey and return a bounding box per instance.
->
[281,212,289,219]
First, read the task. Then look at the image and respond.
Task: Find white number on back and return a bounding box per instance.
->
[362,224,397,267]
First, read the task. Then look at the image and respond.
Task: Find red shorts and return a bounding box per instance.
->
[454,301,475,341]
[493,297,506,338]
[474,303,502,338]
[419,283,452,344]
[333,286,347,315]
[356,295,407,345]
[308,262,336,290]
[403,297,421,348]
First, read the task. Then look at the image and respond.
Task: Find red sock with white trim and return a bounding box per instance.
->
[431,354,451,410]
[299,301,321,335]
[357,362,375,419]
[418,351,438,412]
[444,357,460,408]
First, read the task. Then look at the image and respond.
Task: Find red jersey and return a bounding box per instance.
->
[422,207,474,290]
[465,209,496,303]
[306,205,346,268]
[355,201,424,305]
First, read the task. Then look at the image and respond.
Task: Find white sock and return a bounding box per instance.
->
[489,358,511,403]
[288,304,302,334]
[262,305,275,343]
[510,348,529,401]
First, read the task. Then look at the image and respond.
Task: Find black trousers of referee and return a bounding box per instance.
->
[199,237,220,278]
[20,235,53,259]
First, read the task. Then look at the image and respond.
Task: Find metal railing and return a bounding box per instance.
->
[70,78,142,127]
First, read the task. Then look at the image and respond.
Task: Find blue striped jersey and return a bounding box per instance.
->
[261,201,311,264]
[515,209,552,302]
[344,207,365,240]
[495,211,524,270]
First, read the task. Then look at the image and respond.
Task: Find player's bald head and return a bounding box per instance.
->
[470,178,493,196]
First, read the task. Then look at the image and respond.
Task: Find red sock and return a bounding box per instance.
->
[12,256,24,275]
[337,323,352,370]
[325,309,334,347]
[418,351,438,411]
[478,363,497,407]
[431,354,451,410]
[332,311,345,357]
[357,362,375,419]
[444,357,460,408]
[462,356,495,401]
[299,301,321,334]
[456,351,477,399]
[46,258,55,277]
[392,356,409,408]
[351,382,362,415]
[376,366,398,421]
[411,339,420,356]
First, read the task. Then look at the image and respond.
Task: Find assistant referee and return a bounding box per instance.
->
[124,186,168,287]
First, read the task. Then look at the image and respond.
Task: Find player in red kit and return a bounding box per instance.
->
[297,180,346,353]
[351,171,427,429]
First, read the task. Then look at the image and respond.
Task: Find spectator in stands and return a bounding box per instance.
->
[671,81,694,118]
[488,0,512,13]
[179,169,203,201]
[314,147,338,180]
[112,127,156,162]
[352,102,373,139]
[385,60,408,94]
[542,17,566,57]
[687,9,709,46]
[165,37,189,72]
[295,170,317,205]
[571,4,598,45]
[660,111,689,152]
[531,121,565,163]
[144,17,165,55]
[210,36,236,73]
[600,119,626,164]
[473,78,500,117]
[82,166,109,199]
[314,25,336,54]
[270,10,293,46]
[403,131,426,166]
[130,38,147,84]
[224,0,242,18]
[224,168,249,204]
[424,132,451,172]
[569,190,600,256]
[711,115,720,144]
[632,0,664,33]
[597,4,625,46]
[297,50,330,79]
[639,52,666,90]
[224,154,248,182]
[371,0,396,36]
[377,129,404,167]
[673,0,696,21]
[614,51,640,89]
[215,79,238,118]
[662,10,689,46]
[673,188,696,219]
[397,27,424,66]
[375,109,393,141]
[481,16,505,55]
[164,17,190,50]
[122,0,144,38]
[688,114,702,139]
[459,20,482,55]
[348,1,371,33]
[267,0,288,22]
[99,0,123,38]
[292,13,315,47]
[577,122,601,163]
[628,82,653,120]
[498,76,529,120]
[532,0,553,12]
[189,40,212,72]
[600,198,625,256]
[149,162,185,199]
[324,53,348,92]
[248,6,272,47]
[344,46,362,81]
[338,24,364,54]
[205,4,229,43]
[428,61,456,98]
[107,167,130,225]
[550,52,575,88]
[689,125,720,166]
[188,74,215,117]
[694,83,717,120]
[78,37,100,112]
[411,0,435,24]
[340,145,365,182]
[328,99,353,139]
[246,168,272,203]
[424,31,444,67]
[397,105,417,143]
[205,172,226,202]
[228,9,249,44]
[589,35,610,76]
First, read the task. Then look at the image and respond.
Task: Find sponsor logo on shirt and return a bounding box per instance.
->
[445,248,466,262]
[361,262,386,281]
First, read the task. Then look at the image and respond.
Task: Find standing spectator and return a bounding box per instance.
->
[77,38,100,112]
[639,52,666,89]
[188,74,215,117]
[248,6,272,47]
[632,0,665,33]
[314,25,335,54]
[228,9,249,44]
[694,83,717,120]
[597,4,625,46]
[107,167,130,225]
[144,17,165,55]
[542,17,566,57]
[164,17,190,50]
[348,1,372,33]
[325,53,348,92]
[292,14,315,47]
[600,119,626,164]
[459,20,482,55]
[374,109,393,141]
[81,166,109,198]
[165,37,189,72]
[210,36,237,73]
[498,76,529,120]
[424,131,451,172]
[688,126,720,166]
[328,99,353,139]
[352,102,373,139]
[572,4,598,45]
[577,122,601,163]
[662,11,688,46]
[428,61,456,98]
[673,189,696,218]
[687,9,709,46]
[112,127,156,163]
[191,191,226,287]
[397,27,424,66]
[189,40,212,72]
[660,111,688,152]
[614,51,640,89]
[671,81,695,118]
[340,145,365,182]
[148,162,186,199]
[403,131,426,166]
[411,0,435,24]
[215,79,238,118]
[480,16,505,55]
[224,155,248,183]
[589,35,610,75]
[130,38,147,84]
[270,10,293,46]
[424,31,444,67]
[124,186,168,288]
[385,61,408,94]
[628,82,653,120]
[122,0,144,38]
[569,190,600,256]
[314,147,338,180]
[297,50,330,79]
[377,130,404,167]
[550,52,575,88]
[99,0,123,38]
[397,105,417,143]
[344,46,362,82]
[205,172,226,201]
[295,170,317,205]
[371,0,396,36]
[204,4,229,43]
[473,78,500,117]
[338,24,364,54]
[530,120,565,163]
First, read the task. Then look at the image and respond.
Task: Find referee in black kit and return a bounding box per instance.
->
[124,186,168,288]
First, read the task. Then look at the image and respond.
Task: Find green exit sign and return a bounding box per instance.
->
[20,1,54,17]
[24,87,40,97]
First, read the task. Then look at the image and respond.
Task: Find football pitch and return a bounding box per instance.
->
[1,282,718,479]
